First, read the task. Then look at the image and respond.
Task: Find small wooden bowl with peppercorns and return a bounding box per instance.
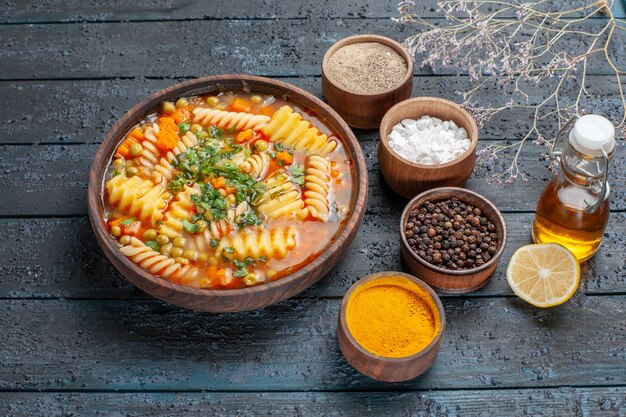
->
[400,187,507,293]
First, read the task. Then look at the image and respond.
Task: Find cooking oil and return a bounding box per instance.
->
[532,178,609,261]
[532,115,615,261]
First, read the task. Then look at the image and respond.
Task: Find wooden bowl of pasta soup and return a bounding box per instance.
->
[88,75,368,312]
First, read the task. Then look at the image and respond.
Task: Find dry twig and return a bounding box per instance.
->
[397,0,625,183]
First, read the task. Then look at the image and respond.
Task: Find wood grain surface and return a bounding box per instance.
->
[0,0,624,414]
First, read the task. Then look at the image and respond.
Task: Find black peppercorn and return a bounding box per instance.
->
[404,198,500,271]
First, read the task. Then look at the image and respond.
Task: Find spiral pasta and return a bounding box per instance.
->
[121,237,200,285]
[157,185,199,239]
[218,227,297,260]
[106,174,168,226]
[193,108,270,131]
[304,155,331,221]
[137,123,161,172]
[263,106,337,155]
[256,170,308,220]
[151,131,199,184]
[240,152,270,179]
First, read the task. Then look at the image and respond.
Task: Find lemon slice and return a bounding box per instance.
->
[506,243,580,307]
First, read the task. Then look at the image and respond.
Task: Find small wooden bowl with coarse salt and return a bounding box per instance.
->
[378,97,479,199]
[322,34,413,129]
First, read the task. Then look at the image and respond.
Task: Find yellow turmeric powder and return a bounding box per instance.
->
[346,278,438,358]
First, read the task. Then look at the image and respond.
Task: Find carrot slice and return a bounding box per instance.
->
[155,117,180,150]
[230,98,251,113]
[129,127,145,141]
[122,220,142,237]
[115,137,138,158]
[235,129,254,143]
[210,176,226,189]
[171,108,190,124]
[276,151,293,165]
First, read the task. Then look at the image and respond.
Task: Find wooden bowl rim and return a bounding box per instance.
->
[400,187,507,276]
[87,74,368,305]
[321,34,414,97]
[338,271,446,363]
[379,97,479,170]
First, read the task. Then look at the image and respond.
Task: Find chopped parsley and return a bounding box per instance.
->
[120,217,136,226]
[290,164,305,185]
[233,267,249,278]
[274,142,284,151]
[165,126,267,225]
[145,240,159,251]
[178,122,190,134]
[209,126,223,139]
[191,183,228,220]
[111,170,121,177]
[182,219,201,233]
[209,238,220,248]
[238,210,262,227]
[222,246,235,254]
[232,257,266,278]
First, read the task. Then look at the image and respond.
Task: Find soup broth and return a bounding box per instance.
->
[103,91,353,290]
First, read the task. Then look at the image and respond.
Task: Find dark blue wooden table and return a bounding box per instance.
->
[0,1,625,415]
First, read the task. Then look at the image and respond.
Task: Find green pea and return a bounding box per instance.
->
[126,166,138,177]
[195,220,208,233]
[129,143,143,157]
[155,234,170,245]
[190,123,202,133]
[143,229,157,241]
[120,235,131,245]
[206,96,220,105]
[170,247,184,258]
[112,158,125,168]
[203,211,214,221]
[175,257,189,265]
[227,194,236,204]
[197,253,209,263]
[251,95,262,104]
[173,236,186,248]
[244,273,257,286]
[254,140,269,152]
[176,98,189,108]
[110,225,122,237]
[161,101,176,114]
[160,243,173,255]
[183,249,197,260]
[208,256,218,266]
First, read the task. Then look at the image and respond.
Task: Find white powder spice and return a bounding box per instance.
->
[387,116,471,165]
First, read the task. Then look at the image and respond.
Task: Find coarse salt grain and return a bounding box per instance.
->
[387,116,471,165]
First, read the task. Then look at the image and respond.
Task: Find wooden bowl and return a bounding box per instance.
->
[322,34,413,129]
[337,271,445,382]
[378,97,479,198]
[87,75,368,313]
[400,187,507,294]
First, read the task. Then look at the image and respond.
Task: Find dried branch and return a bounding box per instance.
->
[396,0,625,183]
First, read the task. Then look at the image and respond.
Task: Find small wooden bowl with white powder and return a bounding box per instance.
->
[378,97,478,198]
[322,34,413,129]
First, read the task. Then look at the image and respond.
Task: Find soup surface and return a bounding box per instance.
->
[103,92,353,290]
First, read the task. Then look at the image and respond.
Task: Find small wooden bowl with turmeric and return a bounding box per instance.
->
[337,271,445,382]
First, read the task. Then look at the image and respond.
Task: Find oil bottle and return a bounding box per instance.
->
[533,115,616,261]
